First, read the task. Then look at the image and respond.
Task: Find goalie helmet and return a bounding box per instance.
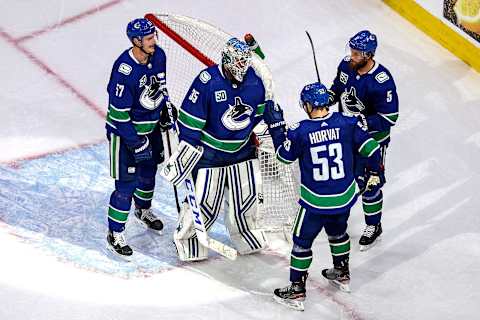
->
[349,30,377,57]
[221,38,252,82]
[299,82,329,112]
[126,18,156,42]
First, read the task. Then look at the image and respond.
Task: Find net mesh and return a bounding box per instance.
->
[149,13,299,231]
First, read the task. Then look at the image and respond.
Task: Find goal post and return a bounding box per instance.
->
[146,13,299,231]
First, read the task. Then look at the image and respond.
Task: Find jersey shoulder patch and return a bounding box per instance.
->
[199,70,212,84]
[288,122,300,131]
[343,55,351,62]
[374,71,390,84]
[118,63,132,76]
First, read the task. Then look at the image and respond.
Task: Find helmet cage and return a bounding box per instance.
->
[222,38,252,82]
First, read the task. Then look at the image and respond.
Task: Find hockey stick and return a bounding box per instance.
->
[164,101,181,214]
[183,174,238,260]
[305,30,321,83]
[163,102,238,260]
[164,130,181,214]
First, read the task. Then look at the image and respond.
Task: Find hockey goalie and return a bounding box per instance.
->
[162,37,280,261]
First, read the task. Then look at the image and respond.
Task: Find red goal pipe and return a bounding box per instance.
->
[145,13,216,68]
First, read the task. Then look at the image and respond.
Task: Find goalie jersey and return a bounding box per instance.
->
[330,57,399,146]
[105,45,168,147]
[276,113,380,215]
[177,65,267,168]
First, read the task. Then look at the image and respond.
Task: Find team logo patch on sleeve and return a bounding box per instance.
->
[288,122,300,130]
[199,71,211,84]
[375,71,390,83]
[118,63,132,75]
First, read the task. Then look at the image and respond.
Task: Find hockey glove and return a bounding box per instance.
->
[128,136,152,163]
[263,100,286,130]
[326,89,337,107]
[159,102,178,131]
[365,168,385,192]
[263,100,287,150]
[357,114,368,131]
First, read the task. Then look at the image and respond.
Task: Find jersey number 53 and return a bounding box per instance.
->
[310,143,345,181]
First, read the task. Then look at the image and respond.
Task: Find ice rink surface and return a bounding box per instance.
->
[1,1,480,319]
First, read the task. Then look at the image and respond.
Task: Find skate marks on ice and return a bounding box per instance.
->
[0,143,188,277]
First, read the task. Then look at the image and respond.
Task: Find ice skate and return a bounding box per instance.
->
[359,223,382,251]
[134,207,164,233]
[107,230,133,261]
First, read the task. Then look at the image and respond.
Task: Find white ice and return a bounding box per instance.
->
[1,1,480,319]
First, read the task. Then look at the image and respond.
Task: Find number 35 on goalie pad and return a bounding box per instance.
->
[160,140,203,186]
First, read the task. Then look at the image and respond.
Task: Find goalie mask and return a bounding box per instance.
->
[222,38,252,82]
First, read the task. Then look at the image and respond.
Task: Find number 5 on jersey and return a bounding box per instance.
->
[310,143,345,181]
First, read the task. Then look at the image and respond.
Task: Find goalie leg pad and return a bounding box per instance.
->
[174,237,209,262]
[225,159,267,254]
[173,167,227,261]
[160,140,203,186]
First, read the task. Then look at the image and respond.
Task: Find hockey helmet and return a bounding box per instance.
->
[299,82,329,111]
[126,18,156,42]
[349,30,377,57]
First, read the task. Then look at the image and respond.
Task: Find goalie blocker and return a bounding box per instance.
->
[160,140,203,186]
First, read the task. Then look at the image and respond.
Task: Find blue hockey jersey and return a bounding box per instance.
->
[277,112,380,215]
[330,57,399,146]
[177,65,267,168]
[106,45,168,147]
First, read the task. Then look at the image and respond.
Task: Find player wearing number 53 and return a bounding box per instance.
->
[264,83,381,311]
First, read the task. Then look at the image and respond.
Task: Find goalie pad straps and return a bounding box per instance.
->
[160,140,203,186]
[225,159,267,254]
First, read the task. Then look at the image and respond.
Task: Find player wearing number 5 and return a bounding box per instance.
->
[328,30,399,251]
[265,83,381,310]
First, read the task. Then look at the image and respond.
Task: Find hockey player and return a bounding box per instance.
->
[328,30,399,251]
[105,18,175,259]
[265,83,382,311]
[162,37,274,261]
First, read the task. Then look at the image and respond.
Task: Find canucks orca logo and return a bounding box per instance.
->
[140,75,165,110]
[221,96,253,130]
[340,87,365,116]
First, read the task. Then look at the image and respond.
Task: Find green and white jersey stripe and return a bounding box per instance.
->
[109,133,120,179]
[200,131,252,153]
[107,104,131,122]
[358,138,380,157]
[379,112,399,125]
[300,180,357,210]
[132,120,158,135]
[370,130,390,143]
[178,109,206,131]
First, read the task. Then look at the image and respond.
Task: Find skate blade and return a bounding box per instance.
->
[135,217,163,235]
[359,236,382,252]
[328,279,351,293]
[272,295,305,311]
[106,244,134,262]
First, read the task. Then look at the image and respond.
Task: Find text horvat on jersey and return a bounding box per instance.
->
[308,128,341,144]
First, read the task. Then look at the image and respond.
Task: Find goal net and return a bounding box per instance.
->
[146,13,299,231]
